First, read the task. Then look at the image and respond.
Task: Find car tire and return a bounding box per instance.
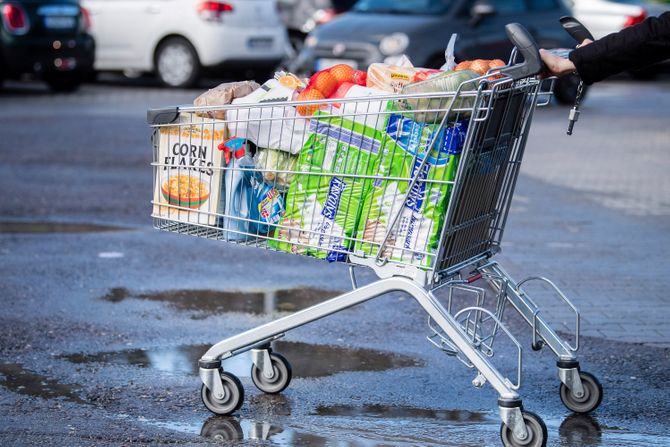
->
[155,37,201,88]
[553,74,586,105]
[45,75,83,93]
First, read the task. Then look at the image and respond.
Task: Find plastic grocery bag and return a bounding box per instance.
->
[226,79,306,155]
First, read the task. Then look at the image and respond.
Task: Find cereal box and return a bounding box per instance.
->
[152,112,226,226]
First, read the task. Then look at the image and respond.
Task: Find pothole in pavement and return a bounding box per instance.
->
[61,341,423,378]
[0,221,128,233]
[101,287,345,315]
[0,363,86,404]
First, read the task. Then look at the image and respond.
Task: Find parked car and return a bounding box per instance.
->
[0,0,95,91]
[567,0,666,39]
[81,0,290,88]
[296,0,583,103]
[277,0,356,53]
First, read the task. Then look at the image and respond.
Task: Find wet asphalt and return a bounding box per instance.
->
[1,77,669,446]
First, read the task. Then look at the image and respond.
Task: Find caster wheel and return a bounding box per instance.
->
[201,371,244,415]
[500,411,547,447]
[560,371,603,414]
[251,352,292,394]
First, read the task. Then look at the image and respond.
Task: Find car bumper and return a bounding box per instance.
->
[299,40,382,73]
[193,25,289,67]
[1,35,95,78]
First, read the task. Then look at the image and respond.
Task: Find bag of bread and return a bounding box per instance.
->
[193,81,261,120]
[367,63,442,93]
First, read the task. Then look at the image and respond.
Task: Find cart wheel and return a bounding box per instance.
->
[201,371,244,415]
[560,371,603,414]
[500,411,547,447]
[250,352,292,394]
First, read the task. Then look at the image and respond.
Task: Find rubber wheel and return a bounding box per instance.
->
[553,73,586,105]
[155,37,200,88]
[45,76,82,93]
[560,371,603,414]
[250,352,292,394]
[201,371,244,415]
[200,416,244,441]
[500,411,547,447]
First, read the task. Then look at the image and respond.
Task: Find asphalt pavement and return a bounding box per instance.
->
[0,76,669,446]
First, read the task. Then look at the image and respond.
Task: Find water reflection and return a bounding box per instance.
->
[102,287,344,315]
[315,404,489,423]
[0,363,85,404]
[62,341,422,378]
[559,414,602,446]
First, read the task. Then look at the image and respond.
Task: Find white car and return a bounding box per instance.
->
[566,0,667,40]
[82,0,290,87]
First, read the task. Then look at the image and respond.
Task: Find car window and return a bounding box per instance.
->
[353,0,453,15]
[493,0,527,14]
[528,0,559,11]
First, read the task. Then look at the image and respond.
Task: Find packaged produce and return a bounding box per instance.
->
[397,69,479,123]
[455,59,506,76]
[152,112,226,226]
[272,112,386,261]
[354,113,468,268]
[295,64,365,117]
[226,79,306,154]
[193,81,261,120]
[366,62,442,93]
[253,147,298,191]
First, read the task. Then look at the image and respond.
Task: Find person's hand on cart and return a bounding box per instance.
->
[540,11,670,84]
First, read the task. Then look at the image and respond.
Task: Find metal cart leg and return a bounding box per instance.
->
[479,261,603,415]
[199,276,542,442]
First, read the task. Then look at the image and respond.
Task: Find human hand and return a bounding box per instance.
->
[539,49,576,78]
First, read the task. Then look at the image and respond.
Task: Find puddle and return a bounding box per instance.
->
[314,404,490,423]
[102,287,344,315]
[62,341,422,378]
[0,363,85,403]
[0,221,127,233]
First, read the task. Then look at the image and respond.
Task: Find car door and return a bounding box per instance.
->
[454,0,530,61]
[83,0,168,70]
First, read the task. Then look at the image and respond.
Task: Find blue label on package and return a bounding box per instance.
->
[386,114,467,165]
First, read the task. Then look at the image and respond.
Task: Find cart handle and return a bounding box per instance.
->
[500,23,542,81]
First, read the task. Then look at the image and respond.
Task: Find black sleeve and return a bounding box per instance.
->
[569,12,670,84]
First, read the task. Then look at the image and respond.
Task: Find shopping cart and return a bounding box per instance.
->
[148,24,602,447]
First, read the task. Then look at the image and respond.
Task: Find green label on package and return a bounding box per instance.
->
[272,112,386,261]
[354,113,467,268]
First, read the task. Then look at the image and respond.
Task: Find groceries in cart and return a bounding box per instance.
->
[354,116,468,267]
[151,53,508,267]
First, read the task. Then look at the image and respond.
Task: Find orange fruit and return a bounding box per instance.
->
[469,59,490,76]
[296,88,325,116]
[278,74,304,89]
[308,70,338,97]
[489,59,506,69]
[328,64,355,84]
[454,60,472,71]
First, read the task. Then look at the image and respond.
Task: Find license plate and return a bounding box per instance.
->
[315,58,358,71]
[247,37,273,49]
[44,16,76,29]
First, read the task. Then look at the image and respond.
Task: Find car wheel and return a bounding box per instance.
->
[553,73,586,105]
[45,75,83,93]
[155,37,201,88]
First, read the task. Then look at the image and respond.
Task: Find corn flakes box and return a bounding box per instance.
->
[152,112,226,226]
